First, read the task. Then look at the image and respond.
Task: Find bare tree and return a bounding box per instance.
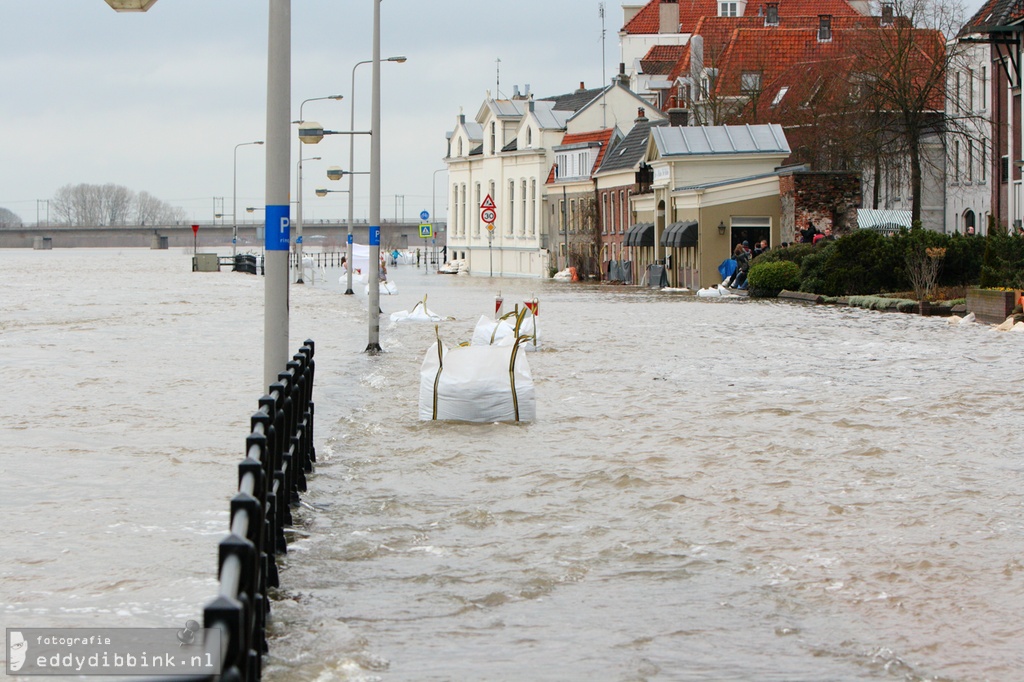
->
[50,183,185,226]
[0,207,22,229]
[850,0,969,223]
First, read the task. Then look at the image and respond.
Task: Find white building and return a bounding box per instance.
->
[945,36,993,234]
[444,82,665,277]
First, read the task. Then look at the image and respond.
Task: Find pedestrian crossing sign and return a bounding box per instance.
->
[419,224,433,238]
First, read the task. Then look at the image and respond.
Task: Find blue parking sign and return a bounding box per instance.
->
[265,205,290,251]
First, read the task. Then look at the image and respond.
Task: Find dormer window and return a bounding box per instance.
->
[741,71,762,94]
[765,2,778,26]
[720,1,738,17]
[818,15,832,42]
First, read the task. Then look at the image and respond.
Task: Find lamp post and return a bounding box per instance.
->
[431,168,446,271]
[295,95,342,283]
[104,0,291,390]
[345,54,406,295]
[294,154,322,282]
[262,0,292,390]
[233,140,263,257]
[366,0,384,353]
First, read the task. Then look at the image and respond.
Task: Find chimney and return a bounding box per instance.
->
[668,108,689,126]
[513,85,520,98]
[660,0,679,34]
[881,2,894,26]
[617,62,630,88]
[578,81,586,92]
[636,107,648,122]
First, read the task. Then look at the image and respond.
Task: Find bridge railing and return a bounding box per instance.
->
[176,340,316,682]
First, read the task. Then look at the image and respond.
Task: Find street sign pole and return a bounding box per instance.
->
[487,225,494,277]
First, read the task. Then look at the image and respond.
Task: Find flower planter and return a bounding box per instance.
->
[966,288,1018,324]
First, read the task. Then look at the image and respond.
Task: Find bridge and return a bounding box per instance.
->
[0,221,447,250]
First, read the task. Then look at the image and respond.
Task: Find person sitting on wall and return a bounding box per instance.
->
[730,243,751,289]
[800,224,819,244]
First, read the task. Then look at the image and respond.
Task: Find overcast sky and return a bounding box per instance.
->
[1,1,987,226]
[1,1,620,225]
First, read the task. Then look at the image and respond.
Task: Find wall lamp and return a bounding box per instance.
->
[718,221,727,235]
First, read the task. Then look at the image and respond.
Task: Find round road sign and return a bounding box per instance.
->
[481,208,496,223]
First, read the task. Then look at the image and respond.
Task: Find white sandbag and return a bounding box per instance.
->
[471,307,541,349]
[365,280,398,295]
[390,296,442,323]
[471,315,517,346]
[419,336,535,423]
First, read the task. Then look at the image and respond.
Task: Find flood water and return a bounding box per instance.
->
[2,248,1022,682]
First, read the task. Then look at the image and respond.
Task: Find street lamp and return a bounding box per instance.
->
[104,0,158,9]
[345,54,406,295]
[294,95,342,284]
[233,140,264,257]
[295,155,321,283]
[105,0,292,392]
[431,168,446,270]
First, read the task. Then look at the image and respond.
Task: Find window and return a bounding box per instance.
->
[720,2,737,17]
[968,140,974,183]
[530,179,537,235]
[602,192,609,234]
[741,71,762,94]
[954,140,960,182]
[981,144,987,183]
[818,15,832,42]
[765,3,778,25]
[967,68,974,113]
[490,121,496,154]
[458,138,463,156]
[1001,155,1008,183]
[508,180,515,235]
[474,183,481,236]
[980,66,987,111]
[521,180,527,236]
[771,86,789,107]
[527,126,533,147]
[955,71,962,112]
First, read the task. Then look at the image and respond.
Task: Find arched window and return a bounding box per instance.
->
[964,210,976,232]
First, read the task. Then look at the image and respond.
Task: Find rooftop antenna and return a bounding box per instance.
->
[600,2,607,86]
[496,57,502,99]
[600,2,607,128]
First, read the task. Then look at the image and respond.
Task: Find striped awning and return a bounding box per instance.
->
[857,209,912,230]
[623,222,655,247]
[661,221,698,247]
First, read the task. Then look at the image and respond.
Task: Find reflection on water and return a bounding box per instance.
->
[2,249,1022,681]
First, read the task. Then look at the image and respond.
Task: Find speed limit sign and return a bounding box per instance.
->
[481,207,496,224]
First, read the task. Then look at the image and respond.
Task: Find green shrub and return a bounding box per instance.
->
[747,260,800,298]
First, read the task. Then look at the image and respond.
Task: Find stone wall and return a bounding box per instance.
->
[779,171,861,242]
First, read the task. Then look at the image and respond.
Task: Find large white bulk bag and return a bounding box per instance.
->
[390,295,443,323]
[419,334,535,423]
[471,306,540,350]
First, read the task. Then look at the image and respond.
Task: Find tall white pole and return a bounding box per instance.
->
[366,0,382,353]
[233,141,262,259]
[264,0,291,389]
[296,154,304,282]
[347,60,370,296]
